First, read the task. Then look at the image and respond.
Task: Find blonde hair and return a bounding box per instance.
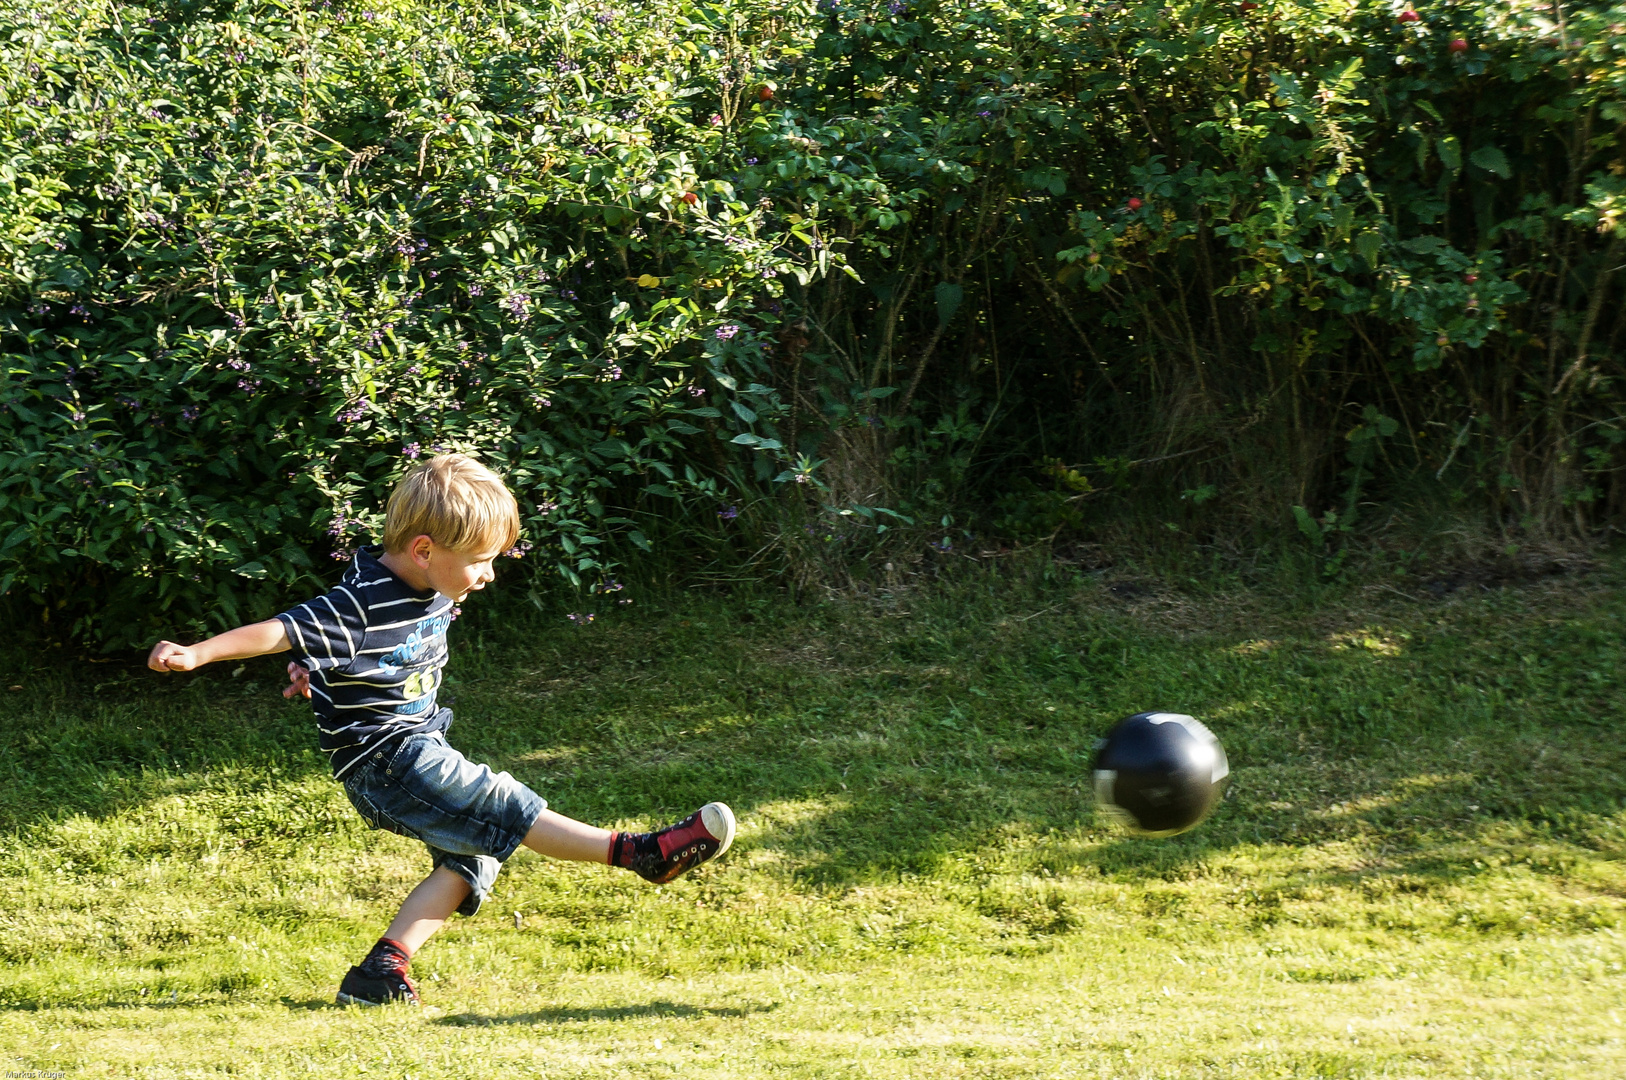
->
[382,454,521,555]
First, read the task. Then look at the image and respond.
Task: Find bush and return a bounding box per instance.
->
[1,0,840,645]
[767,0,1626,553]
[5,0,1625,646]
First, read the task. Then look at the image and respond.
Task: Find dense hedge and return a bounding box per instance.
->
[4,0,825,643]
[4,0,1625,646]
[772,0,1626,550]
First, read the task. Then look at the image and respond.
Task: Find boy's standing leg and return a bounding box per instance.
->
[338,867,471,1007]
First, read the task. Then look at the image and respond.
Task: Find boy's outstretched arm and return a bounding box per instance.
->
[148,619,291,674]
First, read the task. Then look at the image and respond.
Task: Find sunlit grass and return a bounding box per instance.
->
[0,566,1622,1075]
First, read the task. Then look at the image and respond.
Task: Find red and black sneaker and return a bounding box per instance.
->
[337,939,420,1007]
[612,802,737,884]
[336,964,419,1007]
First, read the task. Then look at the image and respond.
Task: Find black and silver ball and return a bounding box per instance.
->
[1092,712,1229,837]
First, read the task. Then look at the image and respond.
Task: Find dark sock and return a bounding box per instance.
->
[609,830,660,872]
[358,937,412,978]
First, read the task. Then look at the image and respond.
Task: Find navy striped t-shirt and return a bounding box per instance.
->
[276,546,454,779]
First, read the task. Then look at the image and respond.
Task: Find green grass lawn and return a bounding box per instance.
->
[0,563,1622,1077]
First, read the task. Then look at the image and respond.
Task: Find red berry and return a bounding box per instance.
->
[1239,1,1258,10]
[682,192,698,206]
[1449,38,1468,53]
[759,85,773,100]
[1464,273,1478,284]
[1398,8,1420,23]
[1127,197,1143,210]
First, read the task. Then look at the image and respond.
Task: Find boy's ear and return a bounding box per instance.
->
[408,534,435,567]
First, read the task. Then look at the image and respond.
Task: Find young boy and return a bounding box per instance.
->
[147,454,735,1007]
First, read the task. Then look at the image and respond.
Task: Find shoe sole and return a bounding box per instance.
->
[336,991,417,1008]
[700,802,736,861]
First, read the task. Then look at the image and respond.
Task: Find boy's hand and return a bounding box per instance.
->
[148,640,199,672]
[284,662,311,700]
[146,620,290,678]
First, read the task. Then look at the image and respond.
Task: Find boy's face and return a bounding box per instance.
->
[424,542,502,601]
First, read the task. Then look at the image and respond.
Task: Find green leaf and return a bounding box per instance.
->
[1291,505,1322,544]
[1355,231,1382,267]
[1436,136,1462,174]
[1470,146,1511,179]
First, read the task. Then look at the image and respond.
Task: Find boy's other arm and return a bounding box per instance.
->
[148,619,291,674]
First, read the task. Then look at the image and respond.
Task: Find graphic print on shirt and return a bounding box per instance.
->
[378,611,453,676]
[378,611,452,714]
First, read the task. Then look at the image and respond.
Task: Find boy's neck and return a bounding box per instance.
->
[378,549,433,593]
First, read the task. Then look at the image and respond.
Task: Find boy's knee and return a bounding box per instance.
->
[430,850,501,917]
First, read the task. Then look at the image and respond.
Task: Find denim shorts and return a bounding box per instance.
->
[342,731,547,917]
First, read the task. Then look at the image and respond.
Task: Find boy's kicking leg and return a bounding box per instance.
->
[338,804,735,1006]
[521,803,736,883]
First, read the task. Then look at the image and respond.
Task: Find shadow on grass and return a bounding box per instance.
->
[435,999,780,1026]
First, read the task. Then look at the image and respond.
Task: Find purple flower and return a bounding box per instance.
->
[688,386,706,397]
[709,114,723,126]
[337,401,366,423]
[715,324,740,340]
[503,293,532,321]
[718,504,739,520]
[567,612,595,625]
[403,442,422,459]
[181,406,199,422]
[505,540,533,558]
